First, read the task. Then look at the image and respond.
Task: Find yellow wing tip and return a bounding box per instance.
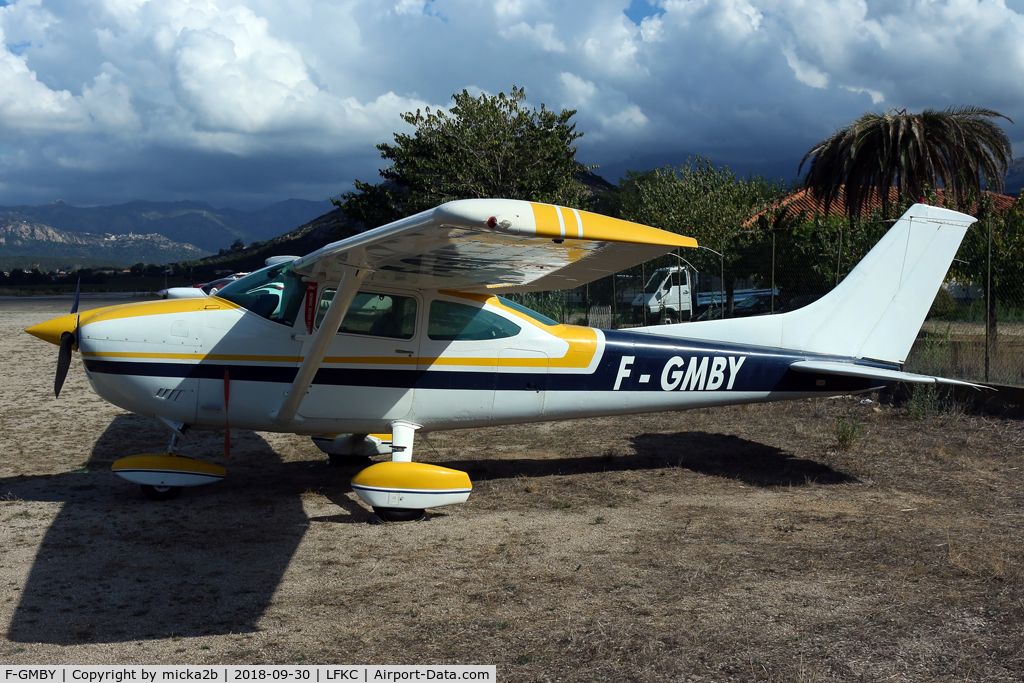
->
[530,203,697,248]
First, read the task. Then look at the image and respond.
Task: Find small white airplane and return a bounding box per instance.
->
[26,199,980,520]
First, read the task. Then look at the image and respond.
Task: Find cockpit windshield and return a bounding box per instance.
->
[214,263,306,326]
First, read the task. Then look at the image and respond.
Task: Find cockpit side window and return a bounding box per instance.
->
[428,299,521,341]
[215,264,306,326]
[316,289,417,340]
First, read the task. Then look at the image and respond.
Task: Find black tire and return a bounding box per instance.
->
[661,309,678,325]
[141,484,183,501]
[372,507,427,523]
[327,454,372,468]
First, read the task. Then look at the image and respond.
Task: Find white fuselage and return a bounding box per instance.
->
[73,287,872,438]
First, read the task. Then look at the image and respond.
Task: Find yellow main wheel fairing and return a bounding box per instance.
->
[112,454,226,488]
[350,462,472,513]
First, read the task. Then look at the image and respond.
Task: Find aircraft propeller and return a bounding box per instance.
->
[54,279,80,398]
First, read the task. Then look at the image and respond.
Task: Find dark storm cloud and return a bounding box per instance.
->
[0,0,1021,208]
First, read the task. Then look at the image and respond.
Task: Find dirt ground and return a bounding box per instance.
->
[2,298,1023,681]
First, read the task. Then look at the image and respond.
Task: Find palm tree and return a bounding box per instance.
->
[800,106,1013,218]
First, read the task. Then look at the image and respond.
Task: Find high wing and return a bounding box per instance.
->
[290,198,696,291]
[273,199,696,425]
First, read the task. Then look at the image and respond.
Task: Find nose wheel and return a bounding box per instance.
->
[372,507,428,523]
[113,431,226,500]
[141,484,183,501]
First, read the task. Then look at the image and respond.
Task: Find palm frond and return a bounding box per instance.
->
[801,106,1013,218]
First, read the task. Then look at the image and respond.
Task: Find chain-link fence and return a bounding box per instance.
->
[513,203,1024,388]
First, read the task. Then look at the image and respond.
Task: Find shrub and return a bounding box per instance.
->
[834,417,863,449]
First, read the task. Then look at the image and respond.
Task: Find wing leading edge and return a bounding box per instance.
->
[290,199,696,291]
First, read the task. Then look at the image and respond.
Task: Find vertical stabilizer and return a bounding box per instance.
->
[642,203,976,365]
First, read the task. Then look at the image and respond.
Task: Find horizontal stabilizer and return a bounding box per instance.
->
[789,360,987,389]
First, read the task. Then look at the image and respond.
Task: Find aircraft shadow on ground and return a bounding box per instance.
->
[632,431,856,486]
[3,414,367,645]
[431,431,855,488]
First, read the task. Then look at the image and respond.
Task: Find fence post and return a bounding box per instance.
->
[985,216,993,382]
[585,283,590,327]
[641,263,647,326]
[771,231,776,314]
[719,242,724,317]
[612,273,618,329]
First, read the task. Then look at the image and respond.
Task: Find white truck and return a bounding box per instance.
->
[631,266,774,323]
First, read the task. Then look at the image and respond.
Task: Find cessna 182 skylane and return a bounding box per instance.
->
[26,199,981,520]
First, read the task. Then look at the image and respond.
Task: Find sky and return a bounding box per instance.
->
[2,0,1024,210]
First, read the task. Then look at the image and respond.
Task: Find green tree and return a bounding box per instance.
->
[340,86,589,227]
[747,206,893,303]
[946,194,1024,367]
[614,159,783,314]
[800,106,1013,218]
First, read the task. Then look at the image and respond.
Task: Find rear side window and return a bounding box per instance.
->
[428,300,521,341]
[317,290,417,340]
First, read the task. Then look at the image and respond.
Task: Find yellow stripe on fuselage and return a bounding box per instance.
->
[76,291,598,371]
[81,351,302,362]
[81,351,583,369]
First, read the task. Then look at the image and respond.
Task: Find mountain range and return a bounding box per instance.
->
[1003,157,1024,197]
[3,160,1019,274]
[187,170,620,277]
[0,198,334,257]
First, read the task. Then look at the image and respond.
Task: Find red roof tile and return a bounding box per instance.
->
[746,187,1016,226]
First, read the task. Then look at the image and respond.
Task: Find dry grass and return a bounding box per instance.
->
[2,298,1024,681]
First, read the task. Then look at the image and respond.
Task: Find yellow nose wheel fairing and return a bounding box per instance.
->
[112,454,226,501]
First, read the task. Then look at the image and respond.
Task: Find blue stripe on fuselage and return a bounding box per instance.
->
[590,330,885,394]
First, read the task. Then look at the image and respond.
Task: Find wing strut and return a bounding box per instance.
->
[272,265,369,425]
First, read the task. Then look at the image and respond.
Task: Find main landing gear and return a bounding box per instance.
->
[110,420,474,522]
[111,431,226,500]
[348,421,472,523]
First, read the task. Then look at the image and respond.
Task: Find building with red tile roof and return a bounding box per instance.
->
[745,187,1016,226]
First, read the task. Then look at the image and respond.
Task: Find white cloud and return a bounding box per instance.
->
[558,72,648,137]
[501,21,567,52]
[394,0,427,16]
[638,15,665,42]
[782,46,829,89]
[660,0,764,39]
[841,85,885,105]
[559,72,597,104]
[492,0,545,21]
